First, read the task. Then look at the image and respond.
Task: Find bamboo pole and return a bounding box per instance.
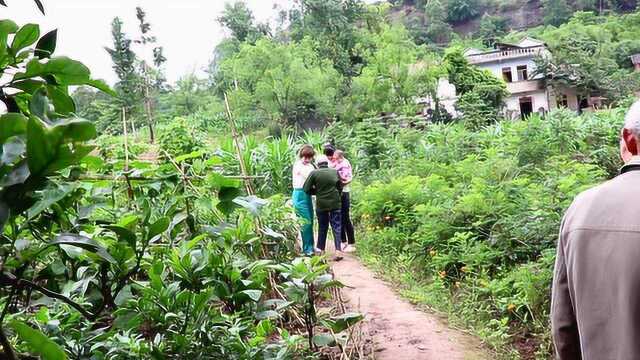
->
[71,175,265,182]
[223,93,255,196]
[122,107,134,201]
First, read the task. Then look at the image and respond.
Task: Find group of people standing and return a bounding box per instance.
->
[291,143,355,261]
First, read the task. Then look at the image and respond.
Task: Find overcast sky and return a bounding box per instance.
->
[1,0,294,85]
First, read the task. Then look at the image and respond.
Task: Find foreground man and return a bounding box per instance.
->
[552,101,640,359]
[303,155,343,261]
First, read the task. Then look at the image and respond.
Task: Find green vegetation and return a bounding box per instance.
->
[347,109,622,356]
[0,5,364,360]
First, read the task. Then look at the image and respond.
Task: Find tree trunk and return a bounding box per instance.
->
[144,85,155,144]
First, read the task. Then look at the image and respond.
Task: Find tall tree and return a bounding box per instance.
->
[105,17,141,132]
[424,0,453,44]
[542,0,572,26]
[288,0,365,80]
[218,38,342,127]
[476,14,508,46]
[349,25,439,119]
[217,1,260,42]
[446,0,480,23]
[135,6,167,143]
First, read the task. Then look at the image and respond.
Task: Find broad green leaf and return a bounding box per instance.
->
[240,289,262,302]
[35,307,50,324]
[322,312,364,333]
[217,186,242,215]
[10,320,67,360]
[51,118,96,142]
[9,79,46,94]
[26,115,54,176]
[44,57,91,85]
[1,136,26,165]
[35,29,57,59]
[80,155,104,171]
[45,143,95,173]
[11,23,40,53]
[46,85,76,115]
[0,161,29,187]
[312,333,335,347]
[262,227,285,240]
[0,20,18,34]
[26,183,78,220]
[87,78,116,96]
[219,186,242,202]
[148,216,170,240]
[17,57,91,86]
[256,310,280,320]
[0,20,17,66]
[51,233,116,264]
[0,113,28,143]
[233,196,269,216]
[207,173,241,189]
[103,225,137,248]
[29,88,50,121]
[174,151,204,163]
[114,285,134,306]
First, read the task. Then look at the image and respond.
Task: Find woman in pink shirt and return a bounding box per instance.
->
[324,145,356,252]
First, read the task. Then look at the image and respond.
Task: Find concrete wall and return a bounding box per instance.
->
[475,57,543,82]
[548,87,579,111]
[503,91,549,119]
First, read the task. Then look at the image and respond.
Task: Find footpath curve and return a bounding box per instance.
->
[332,254,488,360]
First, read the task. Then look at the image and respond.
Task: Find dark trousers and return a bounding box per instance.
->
[317,209,342,252]
[341,192,355,245]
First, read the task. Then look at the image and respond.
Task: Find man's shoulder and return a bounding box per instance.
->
[319,167,338,174]
[572,173,634,204]
[564,174,635,225]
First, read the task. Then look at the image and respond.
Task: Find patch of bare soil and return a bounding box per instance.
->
[332,254,489,360]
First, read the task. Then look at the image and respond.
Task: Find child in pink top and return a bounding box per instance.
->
[331,150,353,189]
[329,149,356,252]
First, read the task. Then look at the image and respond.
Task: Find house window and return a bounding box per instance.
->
[502,67,513,82]
[557,94,568,108]
[517,65,528,81]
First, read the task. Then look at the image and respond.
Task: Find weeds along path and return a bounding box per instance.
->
[332,254,488,360]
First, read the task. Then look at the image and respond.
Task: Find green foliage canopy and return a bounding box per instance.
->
[218,38,342,127]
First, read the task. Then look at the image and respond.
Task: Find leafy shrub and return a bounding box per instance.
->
[353,109,621,354]
[158,117,205,157]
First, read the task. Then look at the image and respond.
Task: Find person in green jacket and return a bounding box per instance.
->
[303,155,343,260]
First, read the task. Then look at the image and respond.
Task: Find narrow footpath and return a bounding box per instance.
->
[332,254,488,360]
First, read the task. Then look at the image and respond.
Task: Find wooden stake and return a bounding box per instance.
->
[143,62,156,143]
[122,107,134,201]
[224,93,255,196]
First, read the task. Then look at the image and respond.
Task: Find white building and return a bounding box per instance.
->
[464,38,580,120]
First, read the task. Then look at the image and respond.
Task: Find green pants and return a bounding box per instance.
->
[293,189,314,255]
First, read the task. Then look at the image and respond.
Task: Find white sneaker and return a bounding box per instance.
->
[343,245,356,253]
[314,247,324,255]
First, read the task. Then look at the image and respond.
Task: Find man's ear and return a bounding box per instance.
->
[623,128,638,156]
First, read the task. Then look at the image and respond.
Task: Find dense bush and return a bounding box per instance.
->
[158,117,205,157]
[352,109,623,355]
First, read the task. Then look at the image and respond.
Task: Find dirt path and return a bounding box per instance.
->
[332,254,488,360]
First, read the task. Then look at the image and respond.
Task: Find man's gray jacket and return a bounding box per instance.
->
[552,159,640,359]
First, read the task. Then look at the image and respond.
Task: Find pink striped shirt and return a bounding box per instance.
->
[330,158,353,191]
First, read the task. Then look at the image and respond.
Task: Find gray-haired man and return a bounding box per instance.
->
[552,100,640,359]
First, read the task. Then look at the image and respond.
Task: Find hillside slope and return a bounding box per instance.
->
[387,0,635,39]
